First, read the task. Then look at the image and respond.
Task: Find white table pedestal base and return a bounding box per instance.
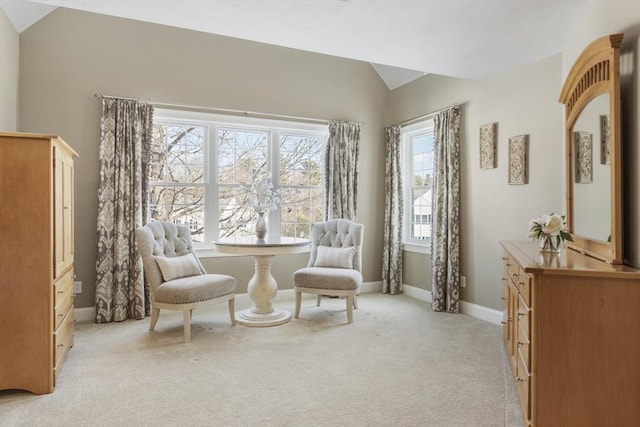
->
[213,237,310,328]
[235,308,291,327]
[236,254,291,327]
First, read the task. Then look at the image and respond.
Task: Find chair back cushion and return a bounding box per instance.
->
[155,253,202,281]
[307,219,363,272]
[136,221,205,290]
[314,246,356,269]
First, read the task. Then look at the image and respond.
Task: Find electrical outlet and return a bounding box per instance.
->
[460,276,466,288]
[73,281,82,294]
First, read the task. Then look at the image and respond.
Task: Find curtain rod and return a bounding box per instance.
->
[399,102,462,127]
[94,93,330,125]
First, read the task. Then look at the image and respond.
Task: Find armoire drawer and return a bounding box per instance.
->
[54,268,73,307]
[54,309,74,375]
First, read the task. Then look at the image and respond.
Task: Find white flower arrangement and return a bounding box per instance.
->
[528,213,573,251]
[238,177,281,214]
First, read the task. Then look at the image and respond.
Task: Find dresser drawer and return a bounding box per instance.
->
[517,293,530,339]
[517,320,530,371]
[502,253,510,272]
[516,349,531,422]
[504,254,516,279]
[517,268,531,306]
[54,309,74,379]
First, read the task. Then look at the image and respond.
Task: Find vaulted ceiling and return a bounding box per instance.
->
[1,0,589,89]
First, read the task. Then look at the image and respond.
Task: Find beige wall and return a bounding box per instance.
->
[390,55,564,310]
[15,5,640,312]
[19,8,389,308]
[0,5,18,131]
[561,1,640,268]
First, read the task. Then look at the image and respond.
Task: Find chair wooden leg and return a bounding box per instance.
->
[149,307,160,331]
[295,290,302,319]
[183,309,191,343]
[316,294,322,307]
[353,295,358,310]
[346,295,354,324]
[228,298,236,326]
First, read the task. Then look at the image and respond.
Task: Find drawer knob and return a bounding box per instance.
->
[511,272,518,277]
[506,263,511,267]
[518,312,526,317]
[501,297,506,301]
[57,344,64,348]
[516,377,526,382]
[58,313,64,318]
[57,290,64,294]
[502,257,508,261]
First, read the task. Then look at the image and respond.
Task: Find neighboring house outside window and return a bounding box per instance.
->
[150,109,327,246]
[402,119,434,253]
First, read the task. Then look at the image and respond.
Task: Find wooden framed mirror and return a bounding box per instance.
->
[559,34,623,264]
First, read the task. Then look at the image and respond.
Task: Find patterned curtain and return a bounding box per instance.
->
[95,97,154,323]
[431,107,461,313]
[382,124,403,294]
[325,121,361,221]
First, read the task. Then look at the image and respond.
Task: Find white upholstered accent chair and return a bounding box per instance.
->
[136,221,237,343]
[293,219,364,324]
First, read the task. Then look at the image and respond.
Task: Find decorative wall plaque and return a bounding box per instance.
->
[479,122,497,169]
[574,131,593,183]
[508,134,528,185]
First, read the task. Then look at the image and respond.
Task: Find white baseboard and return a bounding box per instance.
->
[75,282,501,325]
[74,306,97,323]
[74,281,384,323]
[402,284,502,325]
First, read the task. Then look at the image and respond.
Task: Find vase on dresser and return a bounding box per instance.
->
[538,235,562,253]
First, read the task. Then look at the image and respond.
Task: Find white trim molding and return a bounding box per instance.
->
[402,284,502,325]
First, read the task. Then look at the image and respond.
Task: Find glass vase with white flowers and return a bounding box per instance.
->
[528,213,573,253]
[238,177,281,239]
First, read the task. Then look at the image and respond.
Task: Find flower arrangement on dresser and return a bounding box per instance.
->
[528,213,573,252]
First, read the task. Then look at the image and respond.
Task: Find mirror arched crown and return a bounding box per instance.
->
[559,33,623,264]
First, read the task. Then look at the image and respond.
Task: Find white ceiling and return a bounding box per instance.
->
[1,0,591,89]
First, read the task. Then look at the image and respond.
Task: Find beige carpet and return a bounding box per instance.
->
[0,292,523,426]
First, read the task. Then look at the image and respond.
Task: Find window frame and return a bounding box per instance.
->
[401,119,435,254]
[151,108,328,254]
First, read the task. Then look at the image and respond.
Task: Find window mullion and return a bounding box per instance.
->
[270,130,282,238]
[207,124,218,242]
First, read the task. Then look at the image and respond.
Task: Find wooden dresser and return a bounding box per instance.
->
[0,131,78,395]
[500,240,640,426]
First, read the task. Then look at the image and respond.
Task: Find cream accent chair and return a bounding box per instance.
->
[136,221,236,343]
[293,219,363,324]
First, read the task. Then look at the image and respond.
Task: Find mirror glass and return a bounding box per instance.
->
[571,93,611,242]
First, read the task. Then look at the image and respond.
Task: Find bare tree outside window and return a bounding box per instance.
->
[149,124,206,242]
[218,128,268,238]
[280,134,324,238]
[150,115,327,243]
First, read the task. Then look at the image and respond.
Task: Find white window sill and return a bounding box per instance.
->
[403,242,431,255]
[195,247,243,258]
